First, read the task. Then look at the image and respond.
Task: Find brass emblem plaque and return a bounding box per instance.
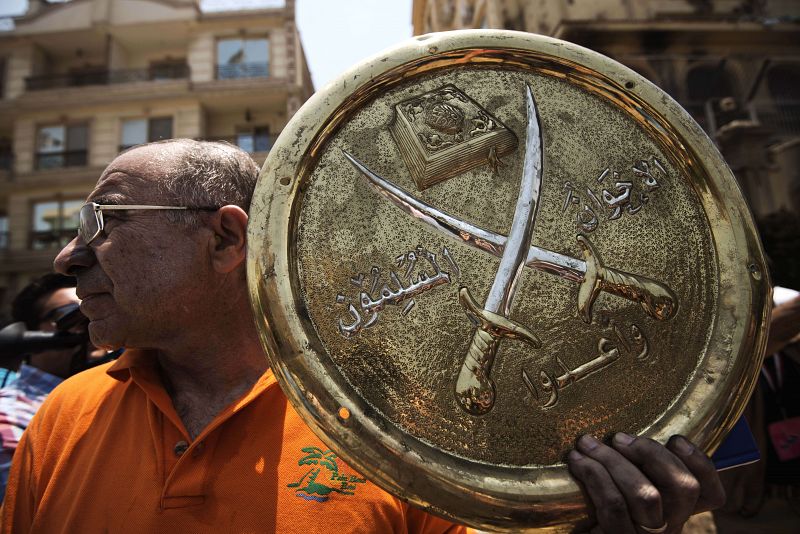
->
[248,31,770,531]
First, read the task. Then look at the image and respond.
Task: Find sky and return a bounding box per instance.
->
[296,0,414,89]
[0,0,415,90]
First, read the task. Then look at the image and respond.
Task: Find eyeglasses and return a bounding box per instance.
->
[79,202,219,245]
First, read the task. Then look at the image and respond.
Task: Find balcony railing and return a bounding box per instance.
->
[204,134,276,154]
[677,98,800,137]
[35,150,88,170]
[25,64,190,91]
[29,229,77,250]
[754,100,800,137]
[216,62,269,80]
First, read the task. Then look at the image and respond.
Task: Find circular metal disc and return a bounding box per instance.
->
[248,30,770,531]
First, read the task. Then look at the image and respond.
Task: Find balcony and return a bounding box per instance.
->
[0,247,62,274]
[216,62,269,80]
[676,98,800,138]
[25,64,190,91]
[755,100,800,137]
[29,229,77,251]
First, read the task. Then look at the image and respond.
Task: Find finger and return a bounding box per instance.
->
[567,449,637,534]
[576,435,664,531]
[666,435,726,513]
[571,475,599,530]
[612,433,699,532]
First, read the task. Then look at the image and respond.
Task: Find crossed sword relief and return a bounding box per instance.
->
[342,84,678,416]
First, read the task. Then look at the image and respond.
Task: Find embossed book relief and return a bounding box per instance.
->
[390,84,518,190]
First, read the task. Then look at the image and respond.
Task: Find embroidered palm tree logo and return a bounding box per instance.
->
[287,446,365,503]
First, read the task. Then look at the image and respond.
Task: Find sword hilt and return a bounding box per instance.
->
[577,235,678,323]
[455,287,541,415]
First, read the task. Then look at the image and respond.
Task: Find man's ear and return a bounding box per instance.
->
[208,205,248,274]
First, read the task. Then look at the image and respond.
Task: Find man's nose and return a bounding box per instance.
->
[54,236,95,275]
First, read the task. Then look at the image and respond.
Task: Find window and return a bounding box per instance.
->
[768,64,800,101]
[687,65,738,102]
[216,38,269,80]
[0,214,8,250]
[120,117,173,151]
[30,199,83,250]
[0,139,10,171]
[236,126,272,153]
[685,64,738,132]
[36,124,88,169]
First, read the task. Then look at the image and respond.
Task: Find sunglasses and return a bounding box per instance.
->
[79,202,219,245]
[40,302,81,326]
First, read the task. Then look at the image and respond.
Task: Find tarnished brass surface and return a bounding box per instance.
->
[247,30,770,531]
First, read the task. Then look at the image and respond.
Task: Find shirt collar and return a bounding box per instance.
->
[106,348,275,397]
[105,347,275,441]
[106,348,156,381]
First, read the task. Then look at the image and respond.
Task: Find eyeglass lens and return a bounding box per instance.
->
[79,204,99,243]
[41,303,81,325]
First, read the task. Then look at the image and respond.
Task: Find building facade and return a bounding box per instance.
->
[412,0,800,222]
[0,0,313,319]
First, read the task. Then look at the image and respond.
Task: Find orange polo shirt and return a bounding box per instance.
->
[1,349,467,533]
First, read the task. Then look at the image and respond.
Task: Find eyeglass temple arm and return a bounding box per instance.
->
[93,205,220,211]
[94,205,190,211]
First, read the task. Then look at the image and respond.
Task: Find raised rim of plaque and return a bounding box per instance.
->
[247,30,771,531]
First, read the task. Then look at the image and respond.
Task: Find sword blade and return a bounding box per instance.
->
[485,85,543,315]
[343,151,504,256]
[342,153,586,282]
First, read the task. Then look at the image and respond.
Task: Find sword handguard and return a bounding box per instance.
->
[576,235,678,323]
[458,287,541,345]
[455,287,541,415]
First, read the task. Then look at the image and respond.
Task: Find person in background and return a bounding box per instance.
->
[0,273,106,499]
[709,286,800,533]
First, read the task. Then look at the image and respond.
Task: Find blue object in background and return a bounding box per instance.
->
[712,417,760,471]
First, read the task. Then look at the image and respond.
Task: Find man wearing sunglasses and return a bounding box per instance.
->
[2,140,724,533]
[0,273,106,500]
